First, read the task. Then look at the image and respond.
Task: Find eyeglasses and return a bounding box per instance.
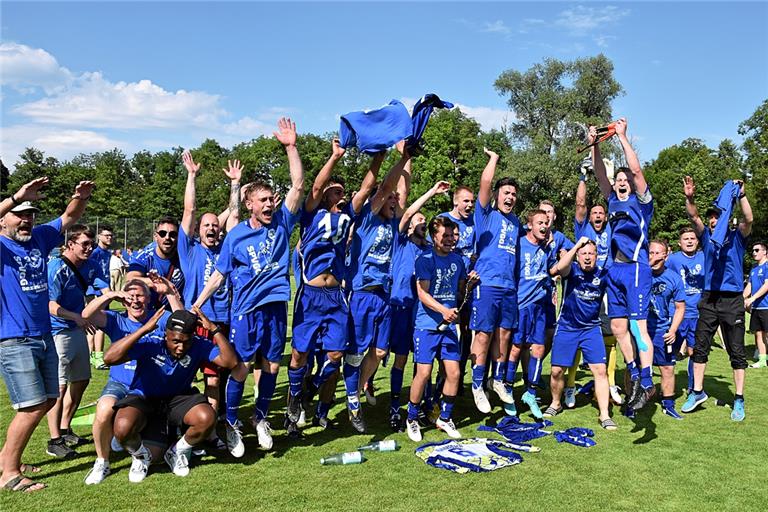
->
[72,240,94,249]
[754,248,764,253]
[156,230,178,239]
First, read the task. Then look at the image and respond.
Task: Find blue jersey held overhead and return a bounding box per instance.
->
[390,231,431,307]
[558,263,609,330]
[128,242,185,304]
[574,218,611,269]
[666,251,705,319]
[414,250,467,332]
[439,211,474,268]
[517,236,555,309]
[1,218,63,339]
[607,188,653,263]
[298,204,354,284]
[216,204,300,316]
[349,202,398,292]
[87,245,112,295]
[48,257,105,334]
[749,262,768,309]
[102,310,170,387]
[648,268,686,333]
[701,228,746,293]
[473,200,520,289]
[177,227,229,323]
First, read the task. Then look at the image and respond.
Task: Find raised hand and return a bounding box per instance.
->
[75,316,97,335]
[223,160,243,182]
[483,147,499,159]
[432,180,451,195]
[587,125,598,145]
[72,180,95,200]
[467,270,480,288]
[144,308,167,332]
[192,305,214,332]
[15,177,50,202]
[683,176,696,199]
[182,150,201,175]
[576,235,592,249]
[614,117,627,136]
[273,117,297,147]
[331,138,345,159]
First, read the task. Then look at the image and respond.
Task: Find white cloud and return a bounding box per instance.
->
[0,42,73,94]
[483,20,511,35]
[455,103,511,131]
[555,5,630,35]
[0,125,126,167]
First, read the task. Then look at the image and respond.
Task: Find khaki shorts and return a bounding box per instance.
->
[53,328,91,385]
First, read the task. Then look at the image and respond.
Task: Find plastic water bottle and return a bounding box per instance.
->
[358,440,400,452]
[320,451,365,465]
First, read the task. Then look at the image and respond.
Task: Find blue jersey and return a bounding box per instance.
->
[607,189,653,263]
[558,263,609,330]
[666,251,705,319]
[48,257,104,334]
[215,204,300,315]
[701,229,746,292]
[439,211,475,268]
[390,231,431,307]
[126,330,219,398]
[128,242,185,306]
[177,227,229,323]
[298,204,353,283]
[414,438,523,474]
[103,310,170,387]
[473,200,520,289]
[551,230,574,254]
[0,219,63,339]
[749,262,768,309]
[517,236,555,309]
[87,246,112,295]
[648,268,686,333]
[349,202,398,292]
[574,218,611,269]
[414,251,466,332]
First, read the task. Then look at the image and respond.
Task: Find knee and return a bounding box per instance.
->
[610,319,628,336]
[591,365,607,379]
[231,362,248,381]
[375,348,388,360]
[95,400,115,424]
[327,351,343,364]
[345,353,364,368]
[206,375,220,388]
[393,354,408,369]
[550,367,564,379]
[445,366,460,382]
[112,415,134,441]
[190,405,216,430]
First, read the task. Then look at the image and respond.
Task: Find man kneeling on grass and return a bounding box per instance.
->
[105,307,236,482]
[545,237,617,430]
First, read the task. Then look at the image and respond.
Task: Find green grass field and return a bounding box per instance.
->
[2,299,767,511]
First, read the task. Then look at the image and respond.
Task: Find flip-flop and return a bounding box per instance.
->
[20,463,41,474]
[2,474,47,493]
[543,405,563,417]
[600,418,618,431]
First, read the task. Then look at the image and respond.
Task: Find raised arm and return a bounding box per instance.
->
[82,290,130,328]
[477,148,499,209]
[590,129,612,199]
[60,181,95,231]
[181,150,200,237]
[193,306,237,369]
[351,152,386,215]
[399,181,450,234]
[274,117,304,214]
[1,177,49,218]
[575,176,588,224]
[370,143,411,215]
[550,236,591,277]
[218,159,243,231]
[736,180,753,237]
[191,270,226,309]
[683,176,705,237]
[305,139,345,212]
[104,309,165,365]
[614,118,647,193]
[394,157,413,218]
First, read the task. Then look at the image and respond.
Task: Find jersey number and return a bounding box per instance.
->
[319,213,351,244]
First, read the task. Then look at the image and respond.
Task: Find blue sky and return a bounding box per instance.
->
[1,1,766,168]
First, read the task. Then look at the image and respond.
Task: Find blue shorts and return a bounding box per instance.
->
[0,334,59,410]
[550,326,607,367]
[513,302,547,346]
[230,302,288,363]
[390,302,415,356]
[413,329,461,365]
[349,288,392,354]
[650,325,682,367]
[606,261,652,320]
[292,285,349,354]
[676,317,697,348]
[545,301,557,330]
[470,285,518,333]
[100,379,130,400]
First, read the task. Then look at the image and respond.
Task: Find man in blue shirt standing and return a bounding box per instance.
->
[681,176,753,421]
[0,177,94,492]
[745,242,768,368]
[87,225,115,370]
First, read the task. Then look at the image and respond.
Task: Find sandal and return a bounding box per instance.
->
[20,463,41,474]
[543,405,563,417]
[2,474,47,493]
[600,418,618,431]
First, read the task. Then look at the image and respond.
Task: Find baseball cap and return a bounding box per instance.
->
[167,310,198,335]
[9,201,39,214]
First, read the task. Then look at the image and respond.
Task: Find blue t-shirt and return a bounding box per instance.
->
[103,310,170,386]
[648,268,686,333]
[551,230,575,254]
[666,251,705,319]
[215,204,300,315]
[1,218,63,339]
[390,231,431,307]
[473,200,520,289]
[128,242,185,306]
[298,204,354,283]
[439,211,475,269]
[48,257,103,334]
[178,227,229,323]
[573,218,612,270]
[607,188,653,263]
[558,263,609,330]
[701,229,746,292]
[414,251,467,332]
[127,330,219,398]
[749,262,768,310]
[87,246,112,295]
[349,202,398,292]
[516,236,556,309]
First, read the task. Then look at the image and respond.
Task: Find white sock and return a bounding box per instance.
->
[175,436,193,453]
[127,442,146,456]
[95,457,107,465]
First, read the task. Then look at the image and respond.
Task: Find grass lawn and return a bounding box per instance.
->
[2,296,766,511]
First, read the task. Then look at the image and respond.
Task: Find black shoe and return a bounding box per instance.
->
[416,407,431,428]
[47,438,76,459]
[284,415,302,439]
[61,428,85,448]
[348,409,366,434]
[287,393,302,423]
[389,410,405,432]
[626,378,643,409]
[631,386,656,411]
[312,415,337,430]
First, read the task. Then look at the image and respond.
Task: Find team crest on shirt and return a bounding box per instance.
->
[247,229,279,275]
[369,225,393,264]
[592,277,601,286]
[178,354,192,367]
[13,249,47,292]
[652,282,667,295]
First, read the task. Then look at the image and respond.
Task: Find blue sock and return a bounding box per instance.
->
[407,401,420,421]
[316,401,331,419]
[662,398,674,409]
[640,366,653,389]
[472,364,486,390]
[343,361,360,412]
[505,359,519,387]
[491,361,505,382]
[439,395,456,421]
[253,371,277,421]
[312,356,341,390]
[627,360,640,381]
[687,358,694,391]
[527,356,542,393]
[287,365,306,397]
[225,377,245,425]
[390,367,404,411]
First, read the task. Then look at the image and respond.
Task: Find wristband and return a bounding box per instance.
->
[738,193,746,199]
[209,327,222,339]
[10,194,20,205]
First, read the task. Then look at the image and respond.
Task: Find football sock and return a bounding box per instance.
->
[225,376,245,425]
[287,365,306,397]
[253,371,277,421]
[390,366,404,411]
[472,364,486,390]
[439,395,456,421]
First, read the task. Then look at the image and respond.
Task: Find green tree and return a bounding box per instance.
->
[739,99,768,237]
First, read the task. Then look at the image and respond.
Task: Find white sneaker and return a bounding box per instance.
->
[609,385,624,405]
[128,446,151,483]
[491,380,515,404]
[84,459,110,485]
[164,447,190,477]
[110,436,124,453]
[406,419,422,442]
[436,418,461,439]
[472,386,492,414]
[255,419,274,450]
[226,421,245,458]
[297,407,307,427]
[364,386,377,406]
[564,387,576,408]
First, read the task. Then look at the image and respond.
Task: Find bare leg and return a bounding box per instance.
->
[590,363,611,421]
[549,366,565,409]
[92,396,117,460]
[46,384,67,439]
[0,399,55,486]
[60,379,89,431]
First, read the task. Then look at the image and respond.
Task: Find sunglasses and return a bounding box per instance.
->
[72,240,94,249]
[156,230,178,239]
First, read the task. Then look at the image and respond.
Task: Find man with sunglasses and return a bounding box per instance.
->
[126,217,185,309]
[87,226,115,370]
[745,242,768,368]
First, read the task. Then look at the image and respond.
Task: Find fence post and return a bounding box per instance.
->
[124,218,128,250]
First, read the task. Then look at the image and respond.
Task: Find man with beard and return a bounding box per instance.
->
[193,118,305,453]
[0,177,94,492]
[127,217,185,309]
[87,225,115,370]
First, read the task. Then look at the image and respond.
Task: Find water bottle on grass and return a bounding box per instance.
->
[358,440,400,452]
[320,451,365,465]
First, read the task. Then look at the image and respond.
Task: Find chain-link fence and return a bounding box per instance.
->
[36,214,159,252]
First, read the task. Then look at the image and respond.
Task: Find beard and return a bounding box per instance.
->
[11,230,32,243]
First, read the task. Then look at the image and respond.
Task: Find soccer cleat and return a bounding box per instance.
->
[625,378,643,409]
[46,438,76,459]
[255,419,274,450]
[406,419,422,442]
[128,446,151,483]
[436,418,462,439]
[522,391,544,420]
[225,421,245,458]
[662,405,683,420]
[364,383,377,406]
[284,416,302,439]
[389,410,405,432]
[609,385,624,405]
[110,436,124,453]
[84,459,110,485]
[731,398,745,422]
[312,415,336,430]
[297,407,307,427]
[164,447,190,477]
[632,386,656,411]
[503,400,518,417]
[286,393,302,423]
[472,386,492,414]
[348,409,367,434]
[491,379,515,404]
[681,391,709,413]
[564,387,576,409]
